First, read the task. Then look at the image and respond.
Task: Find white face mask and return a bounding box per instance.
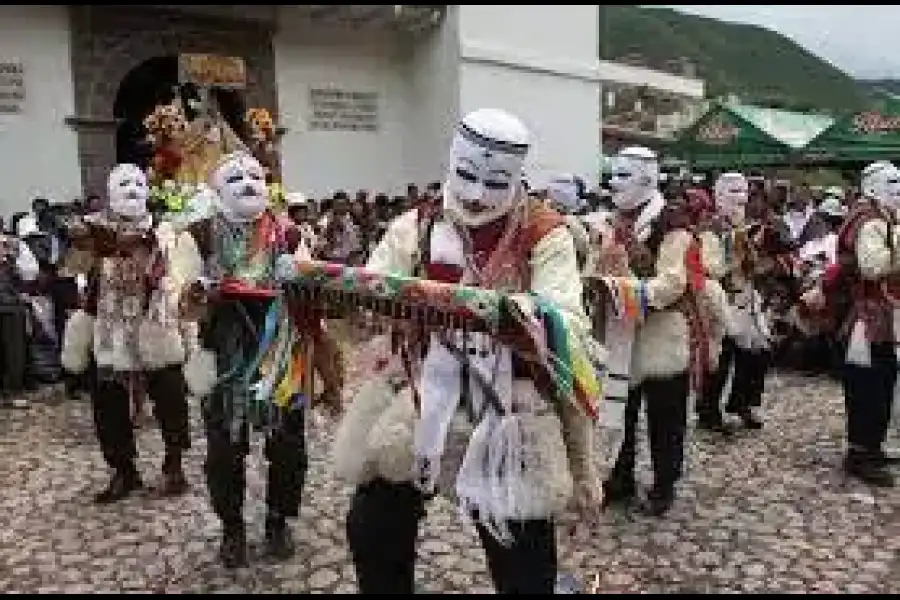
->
[878,173,900,211]
[608,156,657,211]
[547,176,583,215]
[212,153,268,222]
[443,129,525,227]
[787,206,808,220]
[714,174,749,224]
[107,164,149,219]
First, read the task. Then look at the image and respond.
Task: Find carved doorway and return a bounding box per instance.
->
[112,55,179,170]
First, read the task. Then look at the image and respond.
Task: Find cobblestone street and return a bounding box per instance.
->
[0,371,897,593]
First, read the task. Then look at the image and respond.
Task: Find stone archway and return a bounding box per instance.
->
[112,55,180,169]
[69,6,277,195]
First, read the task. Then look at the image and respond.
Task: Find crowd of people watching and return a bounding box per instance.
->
[0,182,442,407]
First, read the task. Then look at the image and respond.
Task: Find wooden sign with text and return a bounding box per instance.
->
[697,116,740,144]
[308,87,379,132]
[852,111,900,135]
[178,54,246,89]
[0,62,25,114]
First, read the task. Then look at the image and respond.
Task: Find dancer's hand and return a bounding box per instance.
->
[800,286,825,310]
[179,280,217,320]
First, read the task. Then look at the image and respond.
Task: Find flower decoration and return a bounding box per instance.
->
[144,102,188,146]
[268,182,285,208]
[144,101,190,184]
[246,108,275,143]
[150,180,195,213]
[150,145,183,182]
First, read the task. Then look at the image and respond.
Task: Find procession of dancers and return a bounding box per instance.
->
[53,84,897,594]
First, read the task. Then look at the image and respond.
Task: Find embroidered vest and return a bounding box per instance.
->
[618,205,711,390]
[413,202,564,287]
[413,203,564,386]
[827,203,895,342]
[208,211,287,291]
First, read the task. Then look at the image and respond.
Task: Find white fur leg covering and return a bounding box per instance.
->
[332,377,414,486]
[61,310,94,375]
[368,392,417,484]
[138,319,186,370]
[182,348,217,399]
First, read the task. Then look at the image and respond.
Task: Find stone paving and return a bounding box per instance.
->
[0,371,897,594]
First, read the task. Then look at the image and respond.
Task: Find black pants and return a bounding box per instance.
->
[346,478,558,594]
[843,342,896,453]
[698,339,768,420]
[0,303,27,394]
[203,399,307,525]
[610,373,689,493]
[201,300,308,527]
[726,345,769,415]
[49,276,79,345]
[90,364,190,472]
[698,339,735,423]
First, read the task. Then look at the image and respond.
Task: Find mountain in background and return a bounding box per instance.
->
[859,79,900,99]
[598,6,873,113]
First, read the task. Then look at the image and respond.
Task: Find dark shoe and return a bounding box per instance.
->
[640,487,674,517]
[152,452,188,497]
[94,468,143,504]
[845,453,895,488]
[697,415,734,436]
[602,478,636,510]
[219,524,248,569]
[874,450,900,467]
[738,411,763,430]
[151,469,188,498]
[264,517,295,561]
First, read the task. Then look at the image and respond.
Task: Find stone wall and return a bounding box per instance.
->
[69,6,277,195]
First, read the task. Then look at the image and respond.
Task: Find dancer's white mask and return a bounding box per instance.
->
[861,160,900,211]
[107,163,149,219]
[443,108,530,228]
[608,146,660,211]
[212,152,268,222]
[546,174,585,215]
[714,172,749,224]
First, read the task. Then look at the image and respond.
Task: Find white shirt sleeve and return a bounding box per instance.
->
[15,240,39,282]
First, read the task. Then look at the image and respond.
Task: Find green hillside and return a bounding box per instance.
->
[860,79,900,99]
[598,6,872,113]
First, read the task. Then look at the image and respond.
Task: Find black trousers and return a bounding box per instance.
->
[346,478,558,594]
[48,276,79,345]
[610,373,689,493]
[90,364,190,472]
[698,339,735,423]
[843,342,896,453]
[726,345,769,415]
[0,303,27,394]
[698,339,769,420]
[201,301,308,527]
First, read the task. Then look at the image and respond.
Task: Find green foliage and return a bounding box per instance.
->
[598,6,872,113]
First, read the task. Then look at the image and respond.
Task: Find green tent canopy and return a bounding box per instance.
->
[801,97,900,164]
[670,102,834,169]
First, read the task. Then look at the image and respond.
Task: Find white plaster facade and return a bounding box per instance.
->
[277,5,603,195]
[0,5,82,216]
[0,4,603,217]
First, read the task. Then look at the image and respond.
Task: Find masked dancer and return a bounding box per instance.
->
[61,163,191,502]
[179,151,309,567]
[809,161,900,487]
[596,147,726,516]
[329,108,607,594]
